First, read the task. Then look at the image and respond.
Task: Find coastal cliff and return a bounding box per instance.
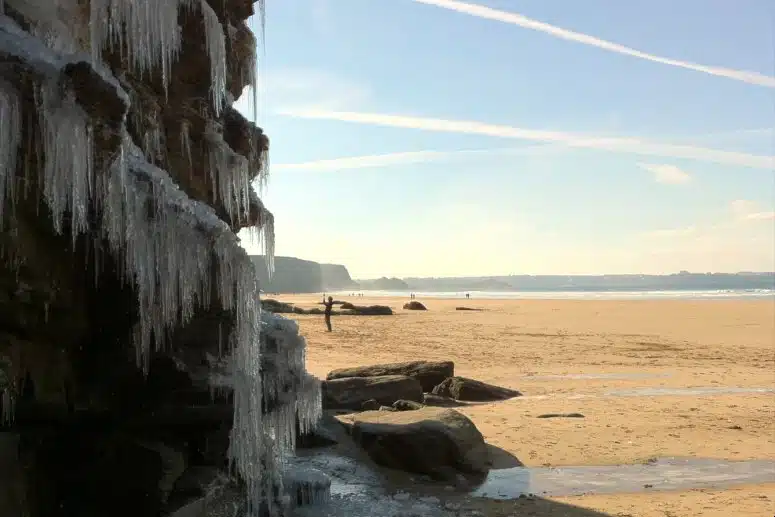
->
[251,255,358,293]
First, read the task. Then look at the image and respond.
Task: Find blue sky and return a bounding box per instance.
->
[237,0,775,278]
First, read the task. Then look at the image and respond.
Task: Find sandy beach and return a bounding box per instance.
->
[280,294,775,516]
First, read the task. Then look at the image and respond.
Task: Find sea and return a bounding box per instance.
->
[329,289,775,300]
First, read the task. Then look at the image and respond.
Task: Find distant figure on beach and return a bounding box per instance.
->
[466,293,470,299]
[324,296,334,332]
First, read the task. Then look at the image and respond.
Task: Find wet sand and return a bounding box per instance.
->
[281,295,775,516]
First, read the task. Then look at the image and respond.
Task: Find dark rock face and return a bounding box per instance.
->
[327,361,454,392]
[432,377,522,402]
[340,407,489,480]
[322,376,423,411]
[403,301,427,311]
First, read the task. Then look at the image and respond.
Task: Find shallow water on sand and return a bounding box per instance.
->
[522,372,672,381]
[290,450,775,516]
[518,385,775,401]
[473,457,775,500]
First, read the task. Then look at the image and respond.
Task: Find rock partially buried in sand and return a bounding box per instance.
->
[339,407,489,479]
[392,399,424,411]
[322,376,423,410]
[327,360,455,392]
[432,377,522,402]
[403,301,427,311]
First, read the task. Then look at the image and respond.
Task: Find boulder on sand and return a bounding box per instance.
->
[432,376,521,402]
[350,305,393,315]
[326,360,454,392]
[402,301,427,311]
[339,407,489,479]
[322,376,423,410]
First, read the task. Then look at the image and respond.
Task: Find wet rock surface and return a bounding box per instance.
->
[322,375,424,411]
[339,407,490,480]
[327,361,454,392]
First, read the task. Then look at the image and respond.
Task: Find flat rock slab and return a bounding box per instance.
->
[422,393,466,408]
[327,361,455,392]
[432,376,521,402]
[322,376,423,411]
[339,407,489,479]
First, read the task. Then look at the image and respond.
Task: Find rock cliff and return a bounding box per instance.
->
[251,255,358,293]
[0,2,319,516]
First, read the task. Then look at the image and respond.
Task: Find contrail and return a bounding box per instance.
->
[411,0,775,88]
[278,108,775,169]
[273,144,557,171]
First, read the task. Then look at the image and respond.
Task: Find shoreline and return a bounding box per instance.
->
[293,289,775,301]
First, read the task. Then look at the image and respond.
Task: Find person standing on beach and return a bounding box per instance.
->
[324,296,334,332]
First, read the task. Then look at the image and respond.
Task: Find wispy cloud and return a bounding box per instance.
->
[637,163,692,185]
[272,144,558,171]
[645,200,774,242]
[410,0,775,88]
[644,226,697,239]
[730,199,775,221]
[279,108,775,169]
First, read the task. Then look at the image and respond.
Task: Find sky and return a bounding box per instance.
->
[236,0,775,279]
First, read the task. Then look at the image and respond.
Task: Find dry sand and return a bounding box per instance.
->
[280,295,775,516]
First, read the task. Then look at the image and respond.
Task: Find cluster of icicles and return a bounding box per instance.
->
[0,1,309,515]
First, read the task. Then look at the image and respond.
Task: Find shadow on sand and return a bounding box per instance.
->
[461,497,619,517]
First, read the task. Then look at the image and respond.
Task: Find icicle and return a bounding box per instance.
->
[0,388,14,426]
[0,79,21,227]
[180,119,192,172]
[38,83,93,243]
[100,135,224,370]
[204,121,252,224]
[284,467,331,507]
[262,207,275,276]
[199,0,227,116]
[89,0,195,92]
[142,125,163,163]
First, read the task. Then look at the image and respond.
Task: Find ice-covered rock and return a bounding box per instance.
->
[0,2,319,516]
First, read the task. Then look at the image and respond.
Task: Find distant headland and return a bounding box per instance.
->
[249,256,774,294]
